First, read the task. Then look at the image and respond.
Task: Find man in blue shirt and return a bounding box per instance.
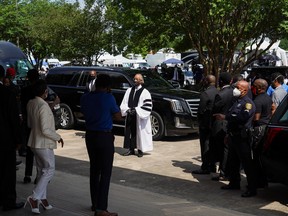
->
[81,74,121,216]
[266,74,288,96]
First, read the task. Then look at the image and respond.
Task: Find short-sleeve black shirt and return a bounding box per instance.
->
[253,93,272,126]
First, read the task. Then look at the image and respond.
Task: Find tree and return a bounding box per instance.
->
[0,0,129,66]
[109,0,177,57]
[0,0,81,67]
[173,0,288,78]
[0,0,28,46]
[22,0,81,67]
[66,0,109,65]
[111,0,288,80]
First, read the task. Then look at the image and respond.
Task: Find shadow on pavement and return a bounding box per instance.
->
[55,154,288,216]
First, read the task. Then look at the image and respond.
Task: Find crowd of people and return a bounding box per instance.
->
[2,63,287,215]
[0,65,154,216]
[0,65,64,214]
[159,62,204,88]
[193,71,288,198]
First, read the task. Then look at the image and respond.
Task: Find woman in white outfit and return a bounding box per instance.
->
[24,79,64,214]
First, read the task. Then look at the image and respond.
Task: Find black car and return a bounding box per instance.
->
[249,66,288,84]
[261,94,288,185]
[45,66,200,140]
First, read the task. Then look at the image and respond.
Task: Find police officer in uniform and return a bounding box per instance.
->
[215,80,257,197]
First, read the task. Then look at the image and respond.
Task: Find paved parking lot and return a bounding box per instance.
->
[3,128,288,215]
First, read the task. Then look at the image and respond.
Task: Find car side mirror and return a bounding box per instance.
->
[120,83,130,90]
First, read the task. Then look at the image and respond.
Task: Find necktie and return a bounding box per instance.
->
[90,80,94,91]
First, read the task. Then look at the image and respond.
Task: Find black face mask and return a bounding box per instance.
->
[89,76,96,81]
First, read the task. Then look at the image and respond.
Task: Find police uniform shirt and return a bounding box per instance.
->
[226,95,256,132]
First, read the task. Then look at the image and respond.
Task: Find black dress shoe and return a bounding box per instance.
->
[241,190,257,197]
[2,202,25,211]
[211,175,229,181]
[221,184,240,190]
[192,169,210,174]
[137,150,143,157]
[23,176,31,184]
[122,150,135,156]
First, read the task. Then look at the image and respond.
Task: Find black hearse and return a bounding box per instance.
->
[45,66,200,140]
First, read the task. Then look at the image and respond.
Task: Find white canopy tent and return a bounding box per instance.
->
[99,54,134,66]
[275,47,288,66]
[245,38,288,66]
[246,39,280,51]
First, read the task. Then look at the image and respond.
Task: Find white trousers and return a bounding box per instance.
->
[31,148,55,200]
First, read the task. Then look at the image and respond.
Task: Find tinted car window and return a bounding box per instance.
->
[110,73,130,89]
[70,72,81,86]
[125,70,174,89]
[15,59,33,79]
[78,71,88,87]
[279,110,288,123]
[46,72,75,86]
[270,95,288,125]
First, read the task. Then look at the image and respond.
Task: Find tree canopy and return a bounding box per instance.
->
[110,0,288,77]
[0,0,288,77]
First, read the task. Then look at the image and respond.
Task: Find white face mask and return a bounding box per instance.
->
[233,88,241,97]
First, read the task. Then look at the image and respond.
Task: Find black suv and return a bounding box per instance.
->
[250,66,288,84]
[261,94,288,185]
[45,66,200,140]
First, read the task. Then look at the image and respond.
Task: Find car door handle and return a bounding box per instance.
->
[77,91,85,94]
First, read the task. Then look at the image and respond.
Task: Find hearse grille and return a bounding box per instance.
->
[185,99,200,117]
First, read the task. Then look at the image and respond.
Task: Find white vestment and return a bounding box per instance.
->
[120,86,153,152]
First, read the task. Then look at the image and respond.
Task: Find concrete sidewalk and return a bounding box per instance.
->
[2,129,288,216]
[2,167,254,216]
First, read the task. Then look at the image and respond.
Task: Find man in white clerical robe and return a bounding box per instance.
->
[120,73,153,157]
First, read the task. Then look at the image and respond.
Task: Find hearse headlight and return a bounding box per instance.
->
[164,98,184,113]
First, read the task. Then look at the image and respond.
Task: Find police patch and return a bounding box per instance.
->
[245,103,252,110]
